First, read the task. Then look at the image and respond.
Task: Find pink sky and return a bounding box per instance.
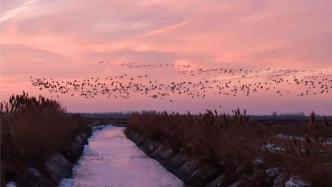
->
[1,0,332,114]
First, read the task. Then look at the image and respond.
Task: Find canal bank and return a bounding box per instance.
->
[11,126,92,187]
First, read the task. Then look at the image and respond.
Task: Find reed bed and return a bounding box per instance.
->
[126,110,332,186]
[0,92,88,185]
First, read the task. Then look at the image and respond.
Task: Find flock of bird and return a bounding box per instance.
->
[30,62,332,101]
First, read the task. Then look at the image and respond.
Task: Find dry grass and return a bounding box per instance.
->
[126,110,332,186]
[265,113,332,186]
[126,109,270,185]
[0,92,88,185]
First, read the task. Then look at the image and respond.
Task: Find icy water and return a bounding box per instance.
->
[59,125,184,187]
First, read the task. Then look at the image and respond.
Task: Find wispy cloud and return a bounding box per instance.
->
[0,0,39,23]
[142,21,188,38]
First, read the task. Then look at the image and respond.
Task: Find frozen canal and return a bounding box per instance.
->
[60,125,184,187]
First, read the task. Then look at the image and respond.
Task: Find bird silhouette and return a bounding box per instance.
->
[30,62,332,100]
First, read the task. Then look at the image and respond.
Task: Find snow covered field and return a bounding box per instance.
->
[59,125,184,187]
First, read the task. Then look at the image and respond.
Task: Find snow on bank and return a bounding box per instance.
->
[277,134,332,144]
[59,125,184,187]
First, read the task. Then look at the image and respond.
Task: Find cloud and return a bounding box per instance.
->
[1,0,331,112]
[1,0,331,69]
[0,0,39,23]
[142,21,188,38]
[0,44,69,76]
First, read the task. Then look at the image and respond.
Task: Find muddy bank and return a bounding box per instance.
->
[12,126,94,187]
[125,130,305,187]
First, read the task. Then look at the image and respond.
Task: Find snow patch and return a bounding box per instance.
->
[285,177,310,187]
[262,143,283,152]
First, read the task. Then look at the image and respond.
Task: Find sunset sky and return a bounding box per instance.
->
[1,0,332,114]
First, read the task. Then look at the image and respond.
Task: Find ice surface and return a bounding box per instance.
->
[59,125,184,187]
[5,182,16,187]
